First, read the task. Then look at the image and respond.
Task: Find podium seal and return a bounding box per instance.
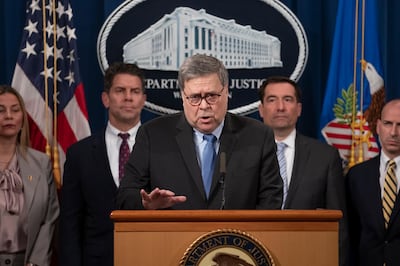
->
[180,229,274,266]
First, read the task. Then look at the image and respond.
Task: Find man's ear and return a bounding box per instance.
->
[297,102,302,118]
[101,91,109,108]
[258,102,264,119]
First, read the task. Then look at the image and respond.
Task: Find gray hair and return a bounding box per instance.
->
[177,54,229,91]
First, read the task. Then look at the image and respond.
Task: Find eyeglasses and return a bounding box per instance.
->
[183,87,224,106]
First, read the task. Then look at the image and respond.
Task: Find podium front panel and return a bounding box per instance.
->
[112,210,341,266]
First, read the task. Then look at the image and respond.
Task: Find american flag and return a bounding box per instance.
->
[321,115,380,162]
[12,0,91,187]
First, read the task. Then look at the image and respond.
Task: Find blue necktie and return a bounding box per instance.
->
[277,142,288,208]
[201,134,217,198]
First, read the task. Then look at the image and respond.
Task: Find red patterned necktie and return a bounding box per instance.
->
[118,133,130,180]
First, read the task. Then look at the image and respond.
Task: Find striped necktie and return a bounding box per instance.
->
[382,160,397,229]
[277,142,288,208]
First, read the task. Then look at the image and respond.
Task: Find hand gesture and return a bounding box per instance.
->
[140,187,187,209]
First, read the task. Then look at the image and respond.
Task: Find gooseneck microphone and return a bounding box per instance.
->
[219,152,226,210]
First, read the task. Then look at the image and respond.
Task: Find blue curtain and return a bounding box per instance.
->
[1,0,399,138]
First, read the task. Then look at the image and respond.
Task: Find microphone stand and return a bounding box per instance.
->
[219,152,226,210]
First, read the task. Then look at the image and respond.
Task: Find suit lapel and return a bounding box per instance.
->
[175,115,205,197]
[364,157,386,230]
[367,156,400,232]
[387,158,400,229]
[174,114,238,200]
[19,151,39,214]
[92,130,116,188]
[389,196,400,228]
[210,114,237,196]
[285,134,309,207]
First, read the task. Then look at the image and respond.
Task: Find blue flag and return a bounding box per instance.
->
[320,0,384,166]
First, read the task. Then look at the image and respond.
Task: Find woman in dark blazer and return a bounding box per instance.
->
[0,85,59,266]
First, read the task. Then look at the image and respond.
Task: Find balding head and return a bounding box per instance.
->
[376,99,400,159]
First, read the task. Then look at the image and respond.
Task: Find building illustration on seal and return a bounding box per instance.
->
[123,6,282,71]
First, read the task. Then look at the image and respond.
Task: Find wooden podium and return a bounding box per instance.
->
[111,210,341,266]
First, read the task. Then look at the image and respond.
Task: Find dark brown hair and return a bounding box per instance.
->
[104,62,146,93]
[258,76,302,103]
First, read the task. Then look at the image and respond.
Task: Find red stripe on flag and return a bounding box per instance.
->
[370,147,380,153]
[27,114,47,152]
[57,112,78,153]
[74,83,89,119]
[332,144,352,150]
[325,122,350,129]
[324,132,353,140]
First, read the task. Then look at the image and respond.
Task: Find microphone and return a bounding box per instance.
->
[219,152,226,210]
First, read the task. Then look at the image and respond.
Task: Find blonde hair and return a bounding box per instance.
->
[0,85,30,155]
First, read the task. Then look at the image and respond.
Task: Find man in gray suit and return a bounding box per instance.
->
[258,76,348,265]
[117,54,283,210]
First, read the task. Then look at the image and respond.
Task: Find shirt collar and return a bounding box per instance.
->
[275,129,296,149]
[107,120,141,139]
[380,151,400,169]
[193,119,225,140]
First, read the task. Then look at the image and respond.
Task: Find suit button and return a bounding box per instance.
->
[5,259,11,264]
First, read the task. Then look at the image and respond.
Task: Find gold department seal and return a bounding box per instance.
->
[180,229,275,266]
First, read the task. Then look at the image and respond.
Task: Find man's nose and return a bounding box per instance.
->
[277,100,285,110]
[390,124,400,136]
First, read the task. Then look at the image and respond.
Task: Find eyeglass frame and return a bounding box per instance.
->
[182,87,225,106]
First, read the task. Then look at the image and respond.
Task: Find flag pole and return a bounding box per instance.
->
[41,0,52,160]
[357,0,366,163]
[349,0,359,168]
[12,0,91,185]
[51,0,62,189]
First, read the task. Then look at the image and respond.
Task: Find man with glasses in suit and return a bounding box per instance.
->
[117,54,283,210]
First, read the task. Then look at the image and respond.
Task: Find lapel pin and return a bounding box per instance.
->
[28,175,33,181]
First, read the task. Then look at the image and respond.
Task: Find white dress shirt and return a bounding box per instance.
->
[105,121,141,187]
[379,152,400,198]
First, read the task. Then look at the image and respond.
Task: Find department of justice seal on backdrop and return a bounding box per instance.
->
[97,0,308,115]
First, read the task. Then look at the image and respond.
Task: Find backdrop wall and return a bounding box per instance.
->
[1,0,399,139]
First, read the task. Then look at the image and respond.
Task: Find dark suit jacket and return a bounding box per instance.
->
[59,129,116,266]
[117,112,283,210]
[19,147,59,266]
[346,155,400,266]
[284,133,348,265]
[285,133,346,210]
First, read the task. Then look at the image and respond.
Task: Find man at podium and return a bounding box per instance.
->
[117,54,283,210]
